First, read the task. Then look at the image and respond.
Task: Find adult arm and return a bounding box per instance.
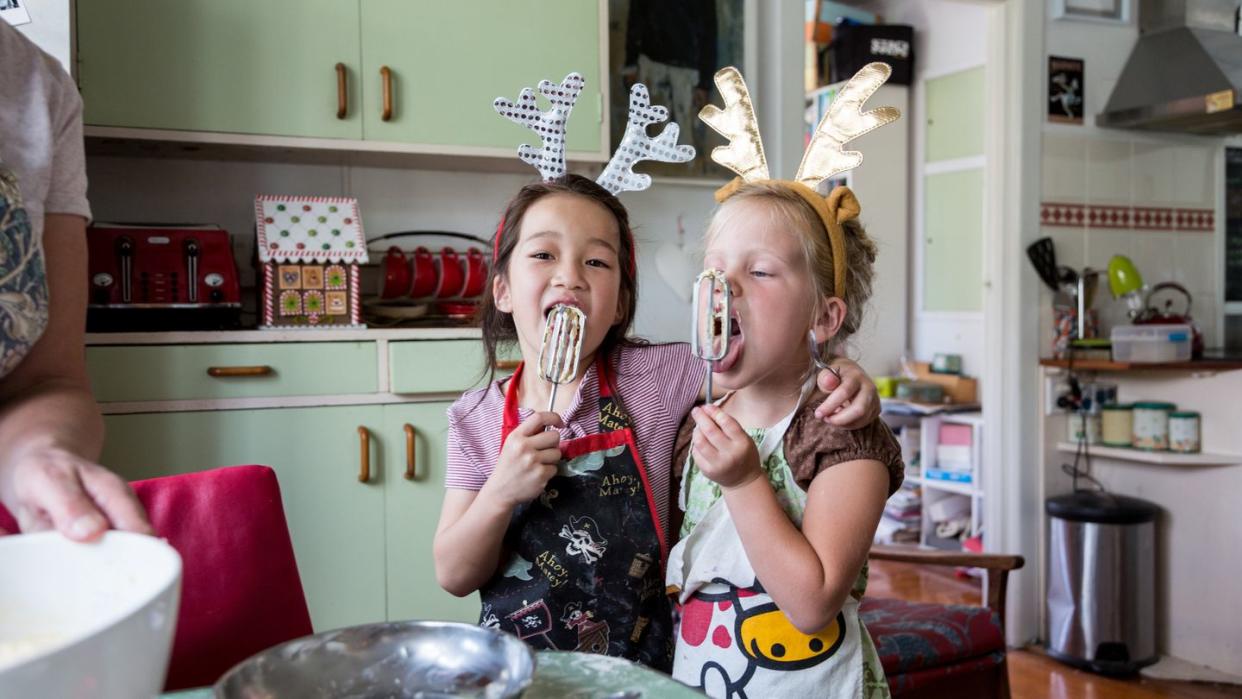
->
[0,214,150,539]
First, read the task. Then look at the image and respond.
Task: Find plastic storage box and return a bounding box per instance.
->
[1110,324,1192,363]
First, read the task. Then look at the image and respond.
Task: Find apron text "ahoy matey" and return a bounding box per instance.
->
[480,356,673,670]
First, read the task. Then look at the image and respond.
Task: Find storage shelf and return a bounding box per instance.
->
[1039,358,1242,372]
[1056,442,1242,466]
[919,478,983,497]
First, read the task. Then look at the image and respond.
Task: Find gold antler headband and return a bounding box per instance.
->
[699,63,900,300]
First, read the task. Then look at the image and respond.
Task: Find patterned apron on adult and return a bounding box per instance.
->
[479,356,673,671]
[665,385,882,698]
[0,160,49,378]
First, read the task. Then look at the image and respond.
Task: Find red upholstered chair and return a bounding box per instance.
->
[861,546,1025,699]
[0,465,314,691]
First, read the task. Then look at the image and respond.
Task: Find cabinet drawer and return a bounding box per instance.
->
[87,343,377,403]
[389,340,515,394]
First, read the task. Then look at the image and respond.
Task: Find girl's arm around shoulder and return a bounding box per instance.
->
[785,394,904,495]
[639,343,880,429]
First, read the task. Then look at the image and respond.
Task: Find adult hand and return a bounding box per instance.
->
[690,404,762,491]
[1,444,151,540]
[813,357,881,428]
[481,411,563,508]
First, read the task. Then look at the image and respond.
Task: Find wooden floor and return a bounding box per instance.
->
[868,560,1242,699]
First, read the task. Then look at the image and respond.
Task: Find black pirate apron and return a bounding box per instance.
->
[479,355,674,671]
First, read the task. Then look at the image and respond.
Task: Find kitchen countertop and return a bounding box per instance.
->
[86,326,482,345]
[1039,349,1242,372]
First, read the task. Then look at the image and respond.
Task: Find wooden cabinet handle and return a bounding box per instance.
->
[357,426,371,483]
[335,62,348,119]
[404,424,416,480]
[207,365,273,378]
[380,66,393,122]
[494,359,521,371]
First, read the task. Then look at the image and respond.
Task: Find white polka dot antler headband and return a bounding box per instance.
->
[494,72,696,194]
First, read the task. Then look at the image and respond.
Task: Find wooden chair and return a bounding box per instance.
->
[860,545,1025,699]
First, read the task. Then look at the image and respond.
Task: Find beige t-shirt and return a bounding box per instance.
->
[0,20,91,378]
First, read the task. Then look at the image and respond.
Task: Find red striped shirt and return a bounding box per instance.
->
[445,342,705,536]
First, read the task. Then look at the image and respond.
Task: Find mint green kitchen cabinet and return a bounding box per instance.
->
[86,334,500,632]
[77,0,606,157]
[381,401,479,623]
[77,0,363,139]
[86,342,377,403]
[359,0,603,153]
[100,405,389,632]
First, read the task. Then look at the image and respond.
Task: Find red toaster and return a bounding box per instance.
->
[86,223,242,331]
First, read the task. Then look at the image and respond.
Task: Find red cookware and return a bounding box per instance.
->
[1134,281,1204,357]
[434,247,464,299]
[380,247,412,300]
[408,247,437,299]
[461,247,488,298]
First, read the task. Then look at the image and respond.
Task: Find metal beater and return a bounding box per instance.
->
[691,269,731,403]
[537,304,586,412]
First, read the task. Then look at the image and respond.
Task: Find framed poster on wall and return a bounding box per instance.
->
[1048,56,1084,125]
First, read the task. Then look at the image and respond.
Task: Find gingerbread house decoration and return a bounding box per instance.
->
[255,195,368,328]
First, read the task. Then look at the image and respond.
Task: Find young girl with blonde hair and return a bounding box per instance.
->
[665,64,905,697]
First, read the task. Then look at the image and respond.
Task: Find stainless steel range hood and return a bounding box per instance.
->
[1098,0,1242,134]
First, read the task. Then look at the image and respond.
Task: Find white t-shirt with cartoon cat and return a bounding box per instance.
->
[0,20,91,378]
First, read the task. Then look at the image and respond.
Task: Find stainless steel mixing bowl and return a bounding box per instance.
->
[213,620,535,698]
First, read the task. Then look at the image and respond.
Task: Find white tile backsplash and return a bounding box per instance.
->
[1042,132,1087,203]
[1172,232,1217,294]
[1130,231,1177,287]
[1132,142,1178,207]
[1083,227,1133,272]
[1172,146,1217,209]
[1086,138,1132,205]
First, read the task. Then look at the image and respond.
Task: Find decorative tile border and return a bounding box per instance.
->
[1041,202,1214,231]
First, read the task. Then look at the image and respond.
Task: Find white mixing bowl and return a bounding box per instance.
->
[0,530,182,698]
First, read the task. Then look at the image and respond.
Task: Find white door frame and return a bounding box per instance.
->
[980,0,1044,645]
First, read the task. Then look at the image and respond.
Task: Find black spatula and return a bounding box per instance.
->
[1026,237,1060,292]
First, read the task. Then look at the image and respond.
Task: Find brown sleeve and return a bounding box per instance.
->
[784,390,905,495]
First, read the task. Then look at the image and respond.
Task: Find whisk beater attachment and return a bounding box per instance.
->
[537,304,586,412]
[691,269,732,403]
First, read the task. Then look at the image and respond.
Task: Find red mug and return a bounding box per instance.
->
[461,247,488,298]
[381,247,411,300]
[434,247,465,299]
[408,247,437,299]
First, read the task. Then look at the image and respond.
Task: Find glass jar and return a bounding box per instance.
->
[1168,411,1201,453]
[1100,404,1133,447]
[1067,411,1101,444]
[1132,401,1176,450]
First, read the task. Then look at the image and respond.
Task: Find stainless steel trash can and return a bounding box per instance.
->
[1046,490,1159,675]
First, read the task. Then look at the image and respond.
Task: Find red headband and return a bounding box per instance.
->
[492,215,637,276]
